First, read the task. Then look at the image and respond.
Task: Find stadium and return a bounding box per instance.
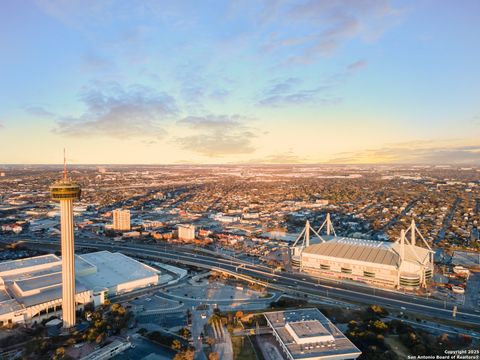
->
[290,214,434,289]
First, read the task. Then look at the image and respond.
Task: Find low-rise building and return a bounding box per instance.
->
[264,308,361,360]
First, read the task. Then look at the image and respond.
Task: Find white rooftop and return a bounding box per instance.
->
[0,250,161,317]
[303,236,431,267]
[0,254,60,276]
[265,308,361,360]
[78,251,159,291]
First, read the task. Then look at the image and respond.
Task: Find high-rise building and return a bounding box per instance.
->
[113,209,131,231]
[178,224,195,241]
[50,154,81,328]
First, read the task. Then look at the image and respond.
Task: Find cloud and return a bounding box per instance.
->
[23,105,55,117]
[347,59,368,72]
[259,90,340,107]
[175,67,232,109]
[82,53,116,71]
[260,0,401,64]
[258,58,366,107]
[176,115,256,157]
[54,82,177,139]
[328,140,480,164]
[266,77,302,96]
[257,77,340,107]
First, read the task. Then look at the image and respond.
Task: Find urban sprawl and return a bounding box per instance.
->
[0,164,479,360]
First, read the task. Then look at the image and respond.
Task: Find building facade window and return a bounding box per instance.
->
[363,271,375,278]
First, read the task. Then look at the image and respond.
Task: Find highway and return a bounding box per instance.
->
[6,238,480,328]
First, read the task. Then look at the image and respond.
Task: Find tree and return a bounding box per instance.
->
[235,310,244,319]
[179,327,191,338]
[208,352,220,360]
[347,320,358,331]
[171,339,182,350]
[372,320,388,333]
[367,304,388,319]
[173,349,195,360]
[53,347,65,360]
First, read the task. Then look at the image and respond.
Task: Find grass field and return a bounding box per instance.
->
[231,335,258,360]
[385,335,411,358]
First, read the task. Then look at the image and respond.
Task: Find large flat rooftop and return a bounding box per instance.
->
[0,254,60,275]
[0,250,161,314]
[264,308,361,360]
[14,272,62,293]
[77,251,159,290]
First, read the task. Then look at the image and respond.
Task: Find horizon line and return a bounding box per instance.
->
[0,163,478,167]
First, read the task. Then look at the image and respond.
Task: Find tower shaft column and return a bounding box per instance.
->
[60,198,76,328]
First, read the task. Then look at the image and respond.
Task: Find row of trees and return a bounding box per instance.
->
[346,305,472,359]
[82,302,130,344]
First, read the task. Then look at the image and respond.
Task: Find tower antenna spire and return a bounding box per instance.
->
[63,148,67,180]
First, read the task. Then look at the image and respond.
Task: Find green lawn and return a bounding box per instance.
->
[231,336,258,360]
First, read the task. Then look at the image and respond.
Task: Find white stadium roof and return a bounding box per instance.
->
[302,236,430,267]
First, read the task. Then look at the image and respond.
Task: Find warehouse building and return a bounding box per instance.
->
[264,308,361,360]
[291,216,434,289]
[0,251,160,326]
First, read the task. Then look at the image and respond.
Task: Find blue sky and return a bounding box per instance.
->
[0,0,479,164]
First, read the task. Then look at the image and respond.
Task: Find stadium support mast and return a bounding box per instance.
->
[316,213,337,237]
[400,229,405,261]
[411,219,416,246]
[291,220,324,248]
[403,219,432,251]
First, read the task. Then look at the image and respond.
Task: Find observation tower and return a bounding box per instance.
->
[50,150,81,328]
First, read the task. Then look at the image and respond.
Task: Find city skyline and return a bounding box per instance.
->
[1,0,479,165]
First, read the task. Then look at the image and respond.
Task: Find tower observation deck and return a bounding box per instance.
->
[50,151,81,328]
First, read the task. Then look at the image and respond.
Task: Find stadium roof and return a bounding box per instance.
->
[302,236,431,267]
[303,237,400,267]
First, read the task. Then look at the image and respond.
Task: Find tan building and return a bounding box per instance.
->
[113,209,131,231]
[178,224,195,241]
[292,217,434,289]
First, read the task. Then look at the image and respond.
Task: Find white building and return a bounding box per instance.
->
[291,217,434,289]
[0,251,160,326]
[264,308,361,360]
[178,224,195,241]
[113,209,131,231]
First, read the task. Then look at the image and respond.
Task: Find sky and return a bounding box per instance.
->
[0,0,479,165]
